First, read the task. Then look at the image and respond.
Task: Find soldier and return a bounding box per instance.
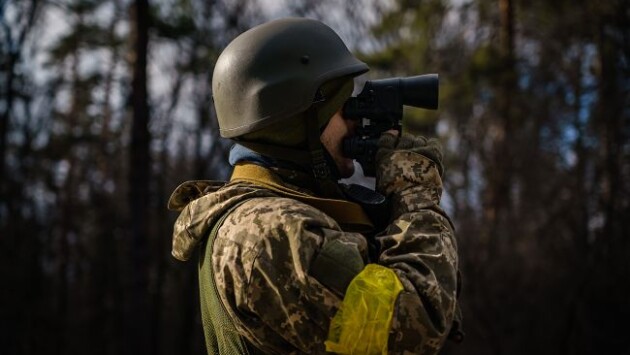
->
[168,18,462,354]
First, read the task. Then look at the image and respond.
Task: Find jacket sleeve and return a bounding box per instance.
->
[375,152,460,354]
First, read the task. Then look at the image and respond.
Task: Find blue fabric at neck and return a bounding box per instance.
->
[228,144,276,167]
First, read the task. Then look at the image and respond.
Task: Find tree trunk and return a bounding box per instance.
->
[127,0,152,353]
[596,9,624,252]
[487,0,516,251]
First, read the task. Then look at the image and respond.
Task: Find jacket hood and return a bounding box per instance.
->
[168,180,276,261]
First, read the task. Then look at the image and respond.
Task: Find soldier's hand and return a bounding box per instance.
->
[375,132,444,212]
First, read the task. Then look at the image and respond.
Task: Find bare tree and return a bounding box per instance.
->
[127,0,152,353]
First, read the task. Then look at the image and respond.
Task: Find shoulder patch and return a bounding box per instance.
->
[309,239,365,296]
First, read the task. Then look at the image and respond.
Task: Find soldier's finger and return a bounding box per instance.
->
[396,133,417,150]
[378,131,399,149]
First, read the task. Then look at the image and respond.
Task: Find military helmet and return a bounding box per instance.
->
[212,18,369,138]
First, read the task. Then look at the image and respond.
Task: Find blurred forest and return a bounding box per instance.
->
[1,0,628,354]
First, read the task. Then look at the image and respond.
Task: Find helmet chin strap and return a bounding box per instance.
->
[306,104,344,198]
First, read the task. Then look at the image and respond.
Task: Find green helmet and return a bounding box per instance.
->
[212,17,369,139]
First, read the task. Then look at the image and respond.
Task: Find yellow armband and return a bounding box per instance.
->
[325,264,404,355]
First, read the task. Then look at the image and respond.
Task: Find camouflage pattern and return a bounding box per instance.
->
[169,134,460,354]
[375,133,459,353]
[376,133,446,217]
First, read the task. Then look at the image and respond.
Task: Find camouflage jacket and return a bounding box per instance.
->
[169,159,460,354]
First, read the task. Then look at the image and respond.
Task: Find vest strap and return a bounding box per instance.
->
[230,163,373,233]
[199,201,254,355]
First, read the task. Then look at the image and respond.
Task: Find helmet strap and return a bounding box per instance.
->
[306,105,344,198]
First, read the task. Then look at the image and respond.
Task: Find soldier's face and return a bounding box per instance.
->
[320,109,357,178]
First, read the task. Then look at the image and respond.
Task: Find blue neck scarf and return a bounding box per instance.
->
[228,144,275,167]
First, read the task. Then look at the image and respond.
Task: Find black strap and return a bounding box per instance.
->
[305,106,345,199]
[306,105,331,180]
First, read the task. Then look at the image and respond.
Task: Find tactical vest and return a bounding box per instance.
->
[198,200,259,355]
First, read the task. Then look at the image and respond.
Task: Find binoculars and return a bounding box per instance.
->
[342,74,439,177]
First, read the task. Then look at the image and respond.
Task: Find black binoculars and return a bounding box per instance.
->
[342,74,439,177]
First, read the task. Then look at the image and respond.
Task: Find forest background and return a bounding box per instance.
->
[1,0,628,354]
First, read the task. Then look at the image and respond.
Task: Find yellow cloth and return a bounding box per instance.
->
[230,163,373,233]
[325,264,404,354]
